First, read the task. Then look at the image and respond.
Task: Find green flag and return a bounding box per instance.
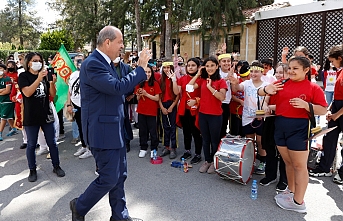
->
[51,44,77,113]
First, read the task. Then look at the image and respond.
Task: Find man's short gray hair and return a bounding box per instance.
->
[97,26,117,46]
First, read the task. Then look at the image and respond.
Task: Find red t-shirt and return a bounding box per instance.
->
[229,78,244,115]
[269,79,327,119]
[134,81,162,116]
[334,69,343,100]
[154,72,161,82]
[159,77,174,102]
[6,72,18,83]
[177,75,201,114]
[199,78,228,115]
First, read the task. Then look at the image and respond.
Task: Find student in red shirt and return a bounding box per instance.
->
[135,65,162,158]
[309,45,343,184]
[158,62,180,159]
[173,58,202,164]
[188,56,228,174]
[261,56,327,213]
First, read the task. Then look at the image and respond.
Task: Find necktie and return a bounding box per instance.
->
[110,62,121,79]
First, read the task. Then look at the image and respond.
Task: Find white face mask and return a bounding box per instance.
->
[113,57,120,63]
[31,62,42,71]
[0,71,3,76]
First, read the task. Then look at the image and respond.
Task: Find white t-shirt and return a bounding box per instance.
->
[241,80,269,126]
[220,68,236,104]
[68,71,81,107]
[266,68,274,77]
[261,74,276,84]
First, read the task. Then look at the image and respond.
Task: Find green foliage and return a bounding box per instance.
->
[0,42,13,50]
[39,30,75,51]
[0,0,42,49]
[11,45,16,50]
[0,49,58,63]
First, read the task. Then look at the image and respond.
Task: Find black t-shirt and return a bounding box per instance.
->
[18,71,54,126]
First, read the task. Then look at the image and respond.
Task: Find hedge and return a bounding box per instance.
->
[0,50,59,63]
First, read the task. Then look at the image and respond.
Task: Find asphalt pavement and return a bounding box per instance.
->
[0,120,342,221]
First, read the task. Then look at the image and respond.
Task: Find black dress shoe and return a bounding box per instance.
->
[126,142,130,153]
[53,166,65,177]
[70,198,84,221]
[20,143,27,149]
[28,169,37,182]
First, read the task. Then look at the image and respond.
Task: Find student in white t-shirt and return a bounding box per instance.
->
[230,61,269,175]
[261,58,277,83]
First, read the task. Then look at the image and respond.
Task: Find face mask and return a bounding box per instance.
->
[178,62,183,66]
[31,62,42,71]
[0,71,3,76]
[7,68,15,72]
[113,57,120,63]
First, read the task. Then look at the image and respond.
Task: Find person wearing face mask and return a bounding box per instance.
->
[5,60,18,136]
[0,64,16,141]
[18,52,65,182]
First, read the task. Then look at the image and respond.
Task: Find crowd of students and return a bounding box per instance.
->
[1,43,343,214]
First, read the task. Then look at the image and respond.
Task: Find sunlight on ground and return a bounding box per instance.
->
[0,169,29,191]
[0,160,9,167]
[0,147,14,154]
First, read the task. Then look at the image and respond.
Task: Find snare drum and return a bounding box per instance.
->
[214,138,255,185]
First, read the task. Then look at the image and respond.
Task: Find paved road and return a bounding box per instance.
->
[0,121,342,221]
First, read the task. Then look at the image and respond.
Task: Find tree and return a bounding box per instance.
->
[185,0,257,55]
[0,0,42,49]
[39,29,74,51]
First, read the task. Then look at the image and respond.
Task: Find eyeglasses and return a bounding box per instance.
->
[32,60,42,62]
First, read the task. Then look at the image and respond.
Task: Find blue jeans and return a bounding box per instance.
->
[199,113,222,163]
[325,91,334,106]
[72,121,79,139]
[25,123,60,170]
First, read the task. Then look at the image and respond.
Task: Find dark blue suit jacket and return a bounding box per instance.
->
[80,50,146,149]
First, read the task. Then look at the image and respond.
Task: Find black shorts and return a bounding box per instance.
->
[274,116,309,151]
[243,119,264,136]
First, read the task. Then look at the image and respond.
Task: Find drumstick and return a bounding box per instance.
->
[186,92,192,99]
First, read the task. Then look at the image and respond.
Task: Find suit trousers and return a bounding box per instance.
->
[76,147,128,219]
[319,100,343,172]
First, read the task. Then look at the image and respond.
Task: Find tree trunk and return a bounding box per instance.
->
[135,0,142,51]
[160,19,166,59]
[164,0,173,60]
[18,0,23,46]
[209,29,219,56]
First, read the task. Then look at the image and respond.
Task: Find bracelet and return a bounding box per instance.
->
[212,90,218,96]
[263,86,269,95]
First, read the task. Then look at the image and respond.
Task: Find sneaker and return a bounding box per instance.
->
[309,168,332,177]
[160,147,170,157]
[169,149,177,159]
[58,134,66,140]
[207,162,215,174]
[254,162,266,175]
[74,147,87,156]
[139,150,147,158]
[0,134,3,141]
[36,149,49,156]
[20,143,27,149]
[259,177,277,186]
[180,151,192,161]
[95,170,99,176]
[274,188,293,200]
[71,138,79,144]
[28,169,37,182]
[190,155,202,164]
[46,153,51,159]
[199,161,211,173]
[276,182,288,192]
[275,196,307,213]
[79,150,93,159]
[333,173,343,184]
[6,128,18,136]
[53,166,65,177]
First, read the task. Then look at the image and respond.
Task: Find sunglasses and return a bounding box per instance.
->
[32,60,42,62]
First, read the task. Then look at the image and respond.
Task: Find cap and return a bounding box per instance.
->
[239,64,250,77]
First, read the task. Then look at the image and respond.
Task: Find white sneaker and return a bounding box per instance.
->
[150,151,154,158]
[79,150,93,159]
[36,149,49,155]
[95,170,99,176]
[74,147,87,156]
[139,150,147,158]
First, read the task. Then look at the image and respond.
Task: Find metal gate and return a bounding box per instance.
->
[256,9,343,66]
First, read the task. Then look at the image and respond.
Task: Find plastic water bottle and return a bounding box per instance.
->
[153,149,157,160]
[251,180,258,200]
[181,158,185,171]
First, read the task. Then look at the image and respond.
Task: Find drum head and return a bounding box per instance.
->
[240,140,255,183]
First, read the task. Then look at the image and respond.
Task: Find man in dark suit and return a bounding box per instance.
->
[70,26,149,221]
